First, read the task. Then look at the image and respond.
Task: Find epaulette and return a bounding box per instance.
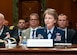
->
[9,26,14,30]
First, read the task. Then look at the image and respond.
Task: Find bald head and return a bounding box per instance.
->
[0,13,5,26]
[0,13,4,19]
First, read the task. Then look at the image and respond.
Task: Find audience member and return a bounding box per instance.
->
[17,19,26,36]
[9,19,26,44]
[22,13,40,40]
[0,13,18,45]
[57,14,76,44]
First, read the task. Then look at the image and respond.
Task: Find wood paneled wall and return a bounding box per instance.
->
[71,0,77,28]
[19,0,41,19]
[0,0,13,26]
[0,0,77,27]
[46,0,77,28]
[46,0,71,21]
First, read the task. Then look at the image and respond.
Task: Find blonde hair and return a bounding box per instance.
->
[43,8,58,20]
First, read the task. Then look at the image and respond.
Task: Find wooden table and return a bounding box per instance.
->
[0,44,77,55]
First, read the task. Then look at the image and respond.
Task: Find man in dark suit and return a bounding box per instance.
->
[0,13,18,44]
[0,26,10,40]
[10,19,26,44]
[57,14,76,44]
[36,8,65,43]
[17,19,26,36]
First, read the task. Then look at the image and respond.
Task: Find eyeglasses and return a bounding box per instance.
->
[30,19,38,21]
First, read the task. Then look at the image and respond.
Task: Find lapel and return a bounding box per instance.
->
[67,28,71,39]
[0,26,9,39]
[43,27,48,39]
[67,28,68,39]
[27,28,31,39]
[67,28,72,40]
[1,26,6,39]
[51,26,57,39]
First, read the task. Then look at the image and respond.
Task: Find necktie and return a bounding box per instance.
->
[32,30,35,39]
[20,31,22,36]
[47,31,52,39]
[48,31,51,34]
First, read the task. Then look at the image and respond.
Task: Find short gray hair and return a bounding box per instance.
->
[0,13,5,19]
[30,13,39,19]
[44,8,58,20]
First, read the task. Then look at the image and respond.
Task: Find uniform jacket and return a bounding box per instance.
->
[36,26,65,43]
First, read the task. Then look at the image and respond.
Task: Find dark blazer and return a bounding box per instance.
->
[0,26,10,40]
[67,28,76,44]
[73,29,77,44]
[10,26,19,44]
[11,26,22,36]
[36,26,65,43]
[0,26,19,44]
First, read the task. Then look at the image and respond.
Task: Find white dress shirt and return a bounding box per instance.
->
[30,27,38,39]
[0,26,4,36]
[18,29,25,36]
[47,26,54,39]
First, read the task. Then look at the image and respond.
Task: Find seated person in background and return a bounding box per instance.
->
[0,13,18,45]
[17,19,26,36]
[22,13,41,40]
[36,8,65,43]
[57,14,76,44]
[10,19,26,44]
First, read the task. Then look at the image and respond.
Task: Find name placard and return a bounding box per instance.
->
[54,43,72,46]
[27,39,53,47]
